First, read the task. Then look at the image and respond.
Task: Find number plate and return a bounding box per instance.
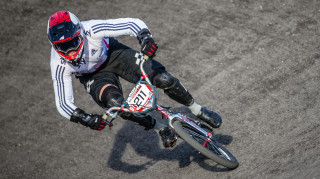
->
[126,83,154,113]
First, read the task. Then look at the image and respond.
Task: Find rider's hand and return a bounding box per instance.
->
[137,29,158,58]
[70,108,107,130]
[86,114,107,130]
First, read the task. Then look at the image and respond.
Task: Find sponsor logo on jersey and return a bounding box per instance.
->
[84,30,91,37]
[76,57,86,68]
[60,58,66,65]
[91,49,98,56]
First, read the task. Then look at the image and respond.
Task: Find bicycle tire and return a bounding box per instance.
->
[173,120,239,169]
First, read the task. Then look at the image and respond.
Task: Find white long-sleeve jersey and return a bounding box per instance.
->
[50,18,149,119]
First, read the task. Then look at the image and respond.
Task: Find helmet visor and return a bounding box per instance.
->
[55,36,83,54]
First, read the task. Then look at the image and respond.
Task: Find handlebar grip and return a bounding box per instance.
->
[102,113,108,120]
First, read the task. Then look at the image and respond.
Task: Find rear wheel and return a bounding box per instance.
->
[173,121,239,169]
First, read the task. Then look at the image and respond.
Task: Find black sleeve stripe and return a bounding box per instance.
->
[55,65,73,116]
[92,22,141,35]
[93,26,138,35]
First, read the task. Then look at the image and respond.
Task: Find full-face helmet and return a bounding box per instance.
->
[47,11,84,66]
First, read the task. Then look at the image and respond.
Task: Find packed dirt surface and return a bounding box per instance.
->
[1,0,319,178]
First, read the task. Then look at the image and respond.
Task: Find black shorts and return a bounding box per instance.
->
[78,38,165,108]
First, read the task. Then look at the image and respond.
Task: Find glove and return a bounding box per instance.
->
[137,28,158,58]
[70,108,107,130]
[86,114,107,130]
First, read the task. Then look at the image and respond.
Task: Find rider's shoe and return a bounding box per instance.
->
[159,127,178,148]
[197,107,222,128]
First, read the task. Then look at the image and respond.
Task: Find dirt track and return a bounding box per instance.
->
[1,0,319,178]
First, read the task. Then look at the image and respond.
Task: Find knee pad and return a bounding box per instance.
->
[164,78,194,106]
[150,70,194,106]
[100,86,124,108]
[151,70,175,89]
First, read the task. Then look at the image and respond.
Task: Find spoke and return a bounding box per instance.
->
[207,141,232,161]
[182,125,232,160]
[182,127,220,154]
[183,127,207,141]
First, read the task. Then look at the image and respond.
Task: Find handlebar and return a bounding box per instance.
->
[102,106,130,120]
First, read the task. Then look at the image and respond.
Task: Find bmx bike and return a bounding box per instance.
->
[102,54,239,169]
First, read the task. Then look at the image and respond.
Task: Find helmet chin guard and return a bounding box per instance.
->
[56,37,84,66]
[68,46,84,66]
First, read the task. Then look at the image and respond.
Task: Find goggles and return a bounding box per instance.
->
[54,35,83,54]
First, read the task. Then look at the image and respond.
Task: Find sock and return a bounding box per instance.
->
[153,120,167,132]
[188,102,202,116]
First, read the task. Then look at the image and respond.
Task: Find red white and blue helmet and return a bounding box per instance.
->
[47,11,84,66]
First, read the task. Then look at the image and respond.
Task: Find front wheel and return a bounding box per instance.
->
[173,121,239,169]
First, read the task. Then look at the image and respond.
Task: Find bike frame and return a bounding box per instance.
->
[103,54,213,143]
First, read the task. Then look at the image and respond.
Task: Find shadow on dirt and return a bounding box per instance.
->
[106,107,234,173]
